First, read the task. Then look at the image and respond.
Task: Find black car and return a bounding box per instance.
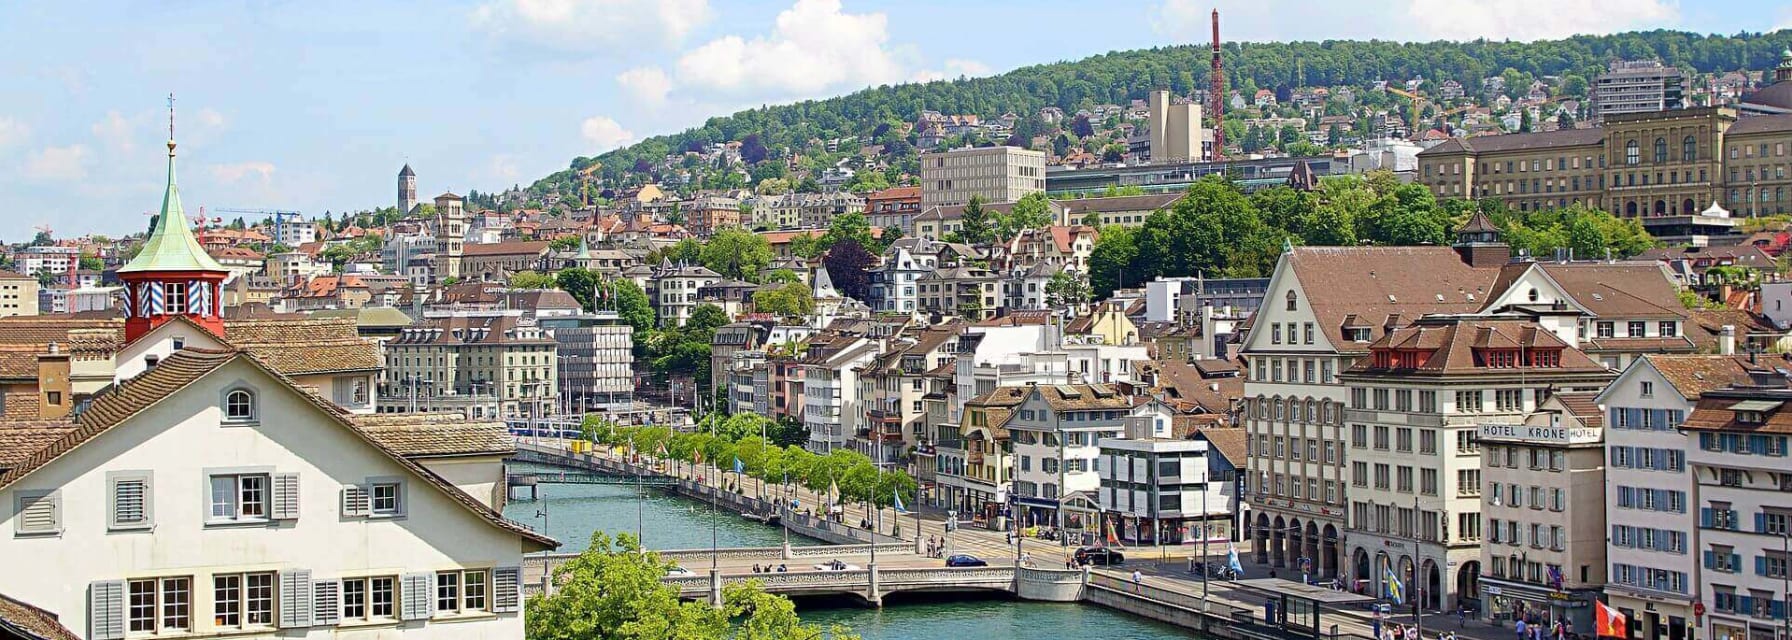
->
[944,554,988,567]
[1074,547,1125,566]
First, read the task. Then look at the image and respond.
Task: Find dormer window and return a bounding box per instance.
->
[1345,328,1372,342]
[224,389,256,423]
[1286,290,1298,311]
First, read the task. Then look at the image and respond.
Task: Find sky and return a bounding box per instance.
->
[1,0,1786,241]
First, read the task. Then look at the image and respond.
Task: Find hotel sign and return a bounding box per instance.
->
[1478,423,1600,444]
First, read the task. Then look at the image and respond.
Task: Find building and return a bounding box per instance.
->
[0,271,40,317]
[920,146,1047,208]
[1593,60,1686,122]
[1147,90,1210,163]
[1476,392,1609,630]
[276,222,317,248]
[1004,383,1134,537]
[382,311,559,418]
[0,349,552,640]
[686,195,741,237]
[456,241,550,282]
[398,163,417,213]
[867,239,945,314]
[1680,381,1792,640]
[865,186,922,232]
[800,330,882,452]
[1098,400,1230,546]
[1597,353,1760,640]
[1338,316,1615,613]
[432,193,466,283]
[1738,48,1792,116]
[1046,156,1340,198]
[916,265,1002,321]
[655,263,723,328]
[14,246,79,278]
[1052,193,1187,228]
[538,311,633,411]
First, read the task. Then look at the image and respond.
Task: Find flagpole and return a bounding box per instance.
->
[1413,495,1423,640]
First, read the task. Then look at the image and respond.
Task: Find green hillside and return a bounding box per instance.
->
[529,28,1792,200]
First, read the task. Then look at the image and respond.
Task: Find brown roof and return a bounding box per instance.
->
[0,349,556,549]
[1417,127,1604,155]
[1051,193,1186,215]
[0,592,79,640]
[1725,112,1792,136]
[1551,392,1605,428]
[1285,247,1498,353]
[460,240,549,257]
[1683,388,1792,434]
[1688,308,1776,352]
[1513,262,1687,320]
[224,318,384,375]
[1030,383,1135,412]
[1348,317,1610,376]
[0,421,78,472]
[1194,427,1248,465]
[352,413,515,458]
[1150,360,1242,414]
[1641,354,1765,400]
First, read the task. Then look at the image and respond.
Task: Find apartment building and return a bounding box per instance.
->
[1598,353,1760,640]
[655,263,723,328]
[1593,60,1686,122]
[537,311,634,411]
[920,146,1047,208]
[865,186,922,233]
[0,270,40,317]
[1682,383,1792,640]
[916,265,1002,321]
[1005,383,1134,536]
[1098,400,1229,545]
[800,331,882,452]
[867,239,944,313]
[1477,393,1609,631]
[855,325,960,467]
[382,311,559,418]
[1338,316,1614,613]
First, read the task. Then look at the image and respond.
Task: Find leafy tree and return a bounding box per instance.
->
[1044,271,1091,308]
[611,279,658,349]
[763,269,800,285]
[820,211,880,255]
[555,268,599,311]
[30,231,52,247]
[739,134,769,165]
[699,228,773,281]
[1088,225,1137,298]
[958,196,993,245]
[1558,110,1577,130]
[549,236,582,251]
[78,256,104,271]
[995,192,1055,241]
[823,239,875,302]
[1070,115,1095,138]
[34,270,58,287]
[507,270,557,289]
[687,304,730,335]
[752,282,815,318]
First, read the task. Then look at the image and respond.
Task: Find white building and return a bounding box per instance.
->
[1682,382,1792,640]
[919,146,1047,208]
[801,333,882,452]
[868,241,940,314]
[1003,383,1132,535]
[0,349,553,640]
[655,264,722,328]
[1098,399,1231,545]
[277,222,318,248]
[15,246,79,277]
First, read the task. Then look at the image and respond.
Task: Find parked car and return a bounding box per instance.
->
[667,566,693,576]
[1074,546,1125,566]
[945,554,989,567]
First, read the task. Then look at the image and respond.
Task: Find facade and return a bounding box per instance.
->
[0,271,40,317]
[865,186,922,233]
[800,333,881,452]
[382,311,559,418]
[456,241,549,282]
[867,240,942,313]
[919,146,1047,208]
[0,350,552,640]
[655,264,722,328]
[686,196,741,237]
[1004,383,1133,535]
[1593,60,1686,122]
[1098,401,1229,545]
[432,193,466,284]
[1052,193,1187,229]
[1681,383,1792,640]
[916,265,1001,321]
[398,163,417,213]
[1147,90,1210,163]
[538,311,634,410]
[1477,393,1609,631]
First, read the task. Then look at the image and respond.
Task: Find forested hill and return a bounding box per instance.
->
[534,28,1792,194]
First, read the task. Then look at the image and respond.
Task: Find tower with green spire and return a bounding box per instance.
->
[118,97,230,342]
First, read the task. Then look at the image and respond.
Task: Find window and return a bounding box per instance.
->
[1626,140,1640,165]
[1271,323,1282,344]
[1596,322,1614,338]
[208,473,268,522]
[1628,321,1646,338]
[1683,135,1697,162]
[213,572,274,628]
[162,282,186,315]
[225,389,256,422]
[13,490,59,536]
[371,482,402,515]
[1496,389,1523,412]
[109,471,154,531]
[127,577,191,634]
[1286,290,1298,311]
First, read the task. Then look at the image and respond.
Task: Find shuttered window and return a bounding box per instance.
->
[14,490,59,535]
[311,581,340,626]
[492,567,521,613]
[400,573,433,621]
[90,580,126,640]
[272,473,299,520]
[109,471,154,531]
[277,570,313,628]
[341,485,370,516]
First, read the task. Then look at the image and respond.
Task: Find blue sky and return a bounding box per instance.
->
[1,0,1784,241]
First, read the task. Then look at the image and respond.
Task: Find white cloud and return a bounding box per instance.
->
[912,59,992,83]
[672,0,904,99]
[24,144,90,181]
[209,161,276,184]
[195,108,226,130]
[0,117,29,148]
[617,66,674,106]
[487,154,522,180]
[1152,0,1682,43]
[91,110,135,153]
[471,0,712,53]
[580,116,635,151]
[1404,0,1678,41]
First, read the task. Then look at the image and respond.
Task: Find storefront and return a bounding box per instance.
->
[1606,589,1693,640]
[1482,579,1601,633]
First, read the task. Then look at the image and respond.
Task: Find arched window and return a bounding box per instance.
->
[1682,135,1697,162]
[225,389,256,422]
[1527,288,1539,302]
[1625,201,1638,216]
[1286,290,1298,311]
[1274,398,1285,421]
[1654,138,1667,163]
[1625,140,1640,165]
[1684,199,1696,215]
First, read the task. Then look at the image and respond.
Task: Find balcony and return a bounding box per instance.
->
[968,450,985,465]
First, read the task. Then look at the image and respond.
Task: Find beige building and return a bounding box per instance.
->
[920,146,1046,208]
[383,311,559,419]
[1147,90,1209,163]
[916,265,1002,321]
[1477,392,1609,631]
[432,192,467,283]
[0,270,40,316]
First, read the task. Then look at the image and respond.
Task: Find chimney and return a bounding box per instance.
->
[1720,324,1737,356]
[37,342,72,420]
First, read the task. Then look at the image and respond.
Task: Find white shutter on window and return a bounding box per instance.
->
[341,485,369,517]
[272,473,300,520]
[278,570,314,628]
[17,492,59,534]
[109,475,152,530]
[400,573,432,621]
[493,566,521,613]
[312,580,340,626]
[89,580,125,640]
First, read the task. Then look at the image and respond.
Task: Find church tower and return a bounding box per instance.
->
[432,192,466,283]
[117,101,230,343]
[398,163,417,213]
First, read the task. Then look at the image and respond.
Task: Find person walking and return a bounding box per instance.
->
[1131,569,1144,592]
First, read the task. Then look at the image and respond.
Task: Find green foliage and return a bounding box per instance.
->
[752,282,815,318]
[698,228,773,281]
[996,192,1055,241]
[762,269,801,285]
[78,256,104,271]
[549,235,582,251]
[1491,202,1655,259]
[1044,271,1091,308]
[555,268,600,311]
[958,196,992,245]
[507,270,557,289]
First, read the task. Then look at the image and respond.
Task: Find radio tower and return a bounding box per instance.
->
[1209,8,1225,161]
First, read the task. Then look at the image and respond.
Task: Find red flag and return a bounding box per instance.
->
[1595,601,1627,638]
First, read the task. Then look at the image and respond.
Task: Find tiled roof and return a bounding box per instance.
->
[1193,427,1248,465]
[0,349,556,549]
[224,318,384,375]
[461,240,549,256]
[1684,388,1792,434]
[0,420,77,471]
[1642,354,1764,400]
[1349,317,1609,375]
[1285,247,1497,353]
[0,592,79,640]
[1416,128,1604,155]
[1552,392,1605,428]
[1536,262,1687,320]
[352,414,515,458]
[1030,383,1135,412]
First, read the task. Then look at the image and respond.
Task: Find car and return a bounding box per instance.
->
[1074,546,1125,566]
[945,554,988,567]
[666,566,693,576]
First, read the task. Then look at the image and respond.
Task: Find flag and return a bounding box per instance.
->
[733,457,744,474]
[1382,559,1405,605]
[1547,564,1564,590]
[828,480,839,505]
[893,490,907,514]
[693,450,703,466]
[1595,601,1628,638]
[1226,542,1243,574]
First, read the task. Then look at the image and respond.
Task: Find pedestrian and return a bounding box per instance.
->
[1131,569,1144,591]
[1516,618,1528,640]
[1459,607,1467,627]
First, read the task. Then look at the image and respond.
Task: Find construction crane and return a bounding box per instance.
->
[213,208,302,246]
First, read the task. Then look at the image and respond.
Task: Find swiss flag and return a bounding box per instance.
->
[1595,601,1628,638]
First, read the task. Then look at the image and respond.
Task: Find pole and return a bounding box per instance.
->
[1202,472,1210,608]
[1413,495,1423,640]
[1057,426,1069,548]
[636,438,646,553]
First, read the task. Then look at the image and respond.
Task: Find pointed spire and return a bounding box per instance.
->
[119,94,227,274]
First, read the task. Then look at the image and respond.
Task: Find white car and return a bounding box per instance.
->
[667,566,693,576]
[812,562,862,571]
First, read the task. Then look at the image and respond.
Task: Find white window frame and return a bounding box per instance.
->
[212,572,276,629]
[223,387,257,424]
[339,576,398,623]
[12,489,60,536]
[206,469,272,525]
[127,576,192,635]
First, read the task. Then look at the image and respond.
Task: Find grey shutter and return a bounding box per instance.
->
[89,580,125,640]
[400,573,432,621]
[492,567,521,613]
[312,580,340,626]
[17,491,59,534]
[108,474,152,530]
[278,570,313,628]
[272,473,300,520]
[340,485,369,517]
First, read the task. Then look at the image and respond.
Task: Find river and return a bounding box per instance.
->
[502,464,1196,639]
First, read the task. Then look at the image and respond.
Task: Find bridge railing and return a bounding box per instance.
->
[1087,572,1249,618]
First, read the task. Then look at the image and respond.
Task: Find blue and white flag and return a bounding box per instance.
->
[732,457,744,474]
[1383,559,1405,604]
[893,489,908,514]
[1227,542,1244,573]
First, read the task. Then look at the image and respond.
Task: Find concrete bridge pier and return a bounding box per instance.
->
[866,563,882,607]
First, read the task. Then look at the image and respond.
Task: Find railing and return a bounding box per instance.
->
[1086,572,1248,618]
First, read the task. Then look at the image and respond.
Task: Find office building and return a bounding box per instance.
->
[920,146,1047,208]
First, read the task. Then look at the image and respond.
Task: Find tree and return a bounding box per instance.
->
[820,211,879,255]
[1070,114,1095,138]
[1044,271,1091,308]
[1558,110,1577,130]
[739,134,769,165]
[78,256,104,271]
[995,192,1055,241]
[611,279,658,349]
[555,268,599,311]
[1088,225,1136,298]
[507,270,557,289]
[823,239,875,302]
[686,304,730,336]
[699,228,773,281]
[752,282,815,318]
[958,196,993,245]
[30,231,52,247]
[549,235,582,251]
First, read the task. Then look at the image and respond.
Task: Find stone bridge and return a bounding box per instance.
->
[664,565,1023,606]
